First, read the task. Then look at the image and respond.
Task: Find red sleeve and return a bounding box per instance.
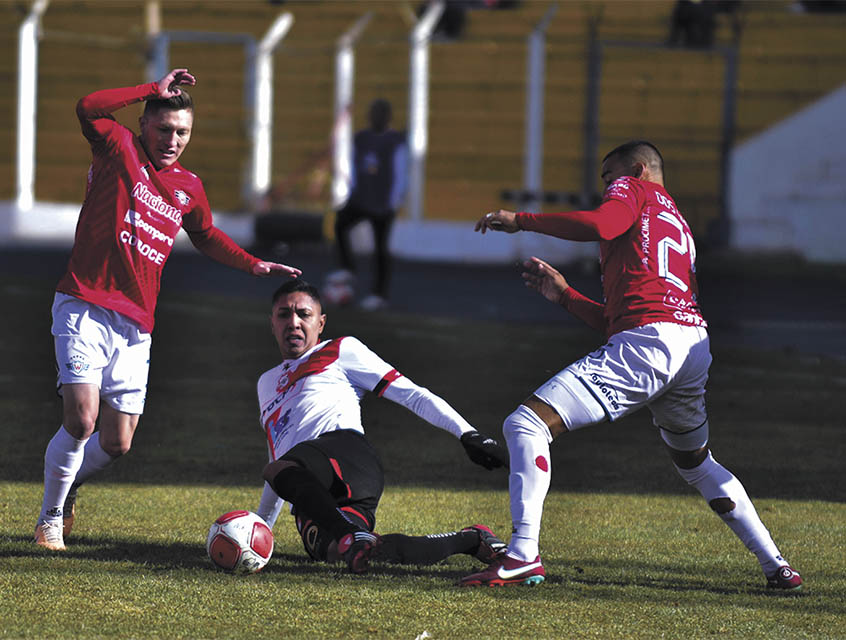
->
[186,226,260,273]
[516,199,637,242]
[76,83,159,144]
[560,286,606,334]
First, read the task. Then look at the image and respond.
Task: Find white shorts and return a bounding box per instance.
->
[534,323,711,448]
[52,292,151,415]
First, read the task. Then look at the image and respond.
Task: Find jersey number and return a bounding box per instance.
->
[656,211,696,292]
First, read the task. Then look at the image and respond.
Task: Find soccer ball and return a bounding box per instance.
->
[322,269,355,306]
[322,280,354,306]
[206,510,274,574]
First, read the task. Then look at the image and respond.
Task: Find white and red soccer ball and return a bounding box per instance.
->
[322,270,355,307]
[206,510,274,574]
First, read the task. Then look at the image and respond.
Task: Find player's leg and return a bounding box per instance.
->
[334,204,365,275]
[38,295,110,549]
[651,326,801,590]
[264,430,383,572]
[378,524,506,565]
[60,312,150,538]
[664,436,801,590]
[264,458,364,543]
[461,369,606,587]
[36,382,100,549]
[369,212,395,300]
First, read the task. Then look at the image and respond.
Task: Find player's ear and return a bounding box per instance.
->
[633,162,644,179]
[318,314,326,336]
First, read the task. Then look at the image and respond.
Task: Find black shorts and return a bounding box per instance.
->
[282,429,384,560]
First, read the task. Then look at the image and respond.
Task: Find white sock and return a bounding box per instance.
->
[39,426,88,524]
[675,451,786,576]
[504,405,553,563]
[73,432,116,487]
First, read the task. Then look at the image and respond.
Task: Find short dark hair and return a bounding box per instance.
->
[143,90,194,117]
[603,140,664,177]
[271,278,322,309]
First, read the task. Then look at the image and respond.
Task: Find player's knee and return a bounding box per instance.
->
[502,405,553,444]
[63,411,97,439]
[263,459,301,494]
[99,435,131,457]
[667,445,708,469]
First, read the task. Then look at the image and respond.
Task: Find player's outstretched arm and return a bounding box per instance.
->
[475,209,520,234]
[378,374,507,470]
[155,68,196,99]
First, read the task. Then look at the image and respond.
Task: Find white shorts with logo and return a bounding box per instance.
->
[534,322,712,449]
[52,292,151,415]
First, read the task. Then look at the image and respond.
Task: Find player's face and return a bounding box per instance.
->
[139,108,193,169]
[600,153,637,187]
[271,292,326,360]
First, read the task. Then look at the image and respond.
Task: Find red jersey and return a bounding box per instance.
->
[517,176,706,337]
[56,83,257,332]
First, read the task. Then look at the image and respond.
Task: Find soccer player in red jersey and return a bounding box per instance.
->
[35,68,301,551]
[461,141,802,591]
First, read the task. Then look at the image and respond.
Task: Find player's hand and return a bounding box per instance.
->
[474,210,519,234]
[522,256,569,305]
[156,68,196,99]
[252,261,302,278]
[460,431,509,470]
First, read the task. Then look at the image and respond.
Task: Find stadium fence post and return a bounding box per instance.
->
[407,0,445,223]
[332,12,373,210]
[523,3,558,214]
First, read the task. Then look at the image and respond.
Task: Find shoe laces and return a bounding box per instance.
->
[37,521,63,544]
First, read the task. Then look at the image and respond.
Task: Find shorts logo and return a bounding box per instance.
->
[590,373,620,411]
[66,354,90,375]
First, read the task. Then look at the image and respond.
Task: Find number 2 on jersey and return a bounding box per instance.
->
[656,211,696,292]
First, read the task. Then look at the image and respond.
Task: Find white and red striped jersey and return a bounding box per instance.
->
[257,336,475,461]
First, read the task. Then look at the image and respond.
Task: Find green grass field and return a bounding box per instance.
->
[1,271,844,639]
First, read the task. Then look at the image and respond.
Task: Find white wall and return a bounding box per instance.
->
[729,85,846,263]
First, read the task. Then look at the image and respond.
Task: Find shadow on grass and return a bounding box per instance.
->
[8,532,845,617]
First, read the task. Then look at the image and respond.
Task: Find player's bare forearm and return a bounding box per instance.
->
[523,257,606,332]
[252,261,302,278]
[521,257,570,305]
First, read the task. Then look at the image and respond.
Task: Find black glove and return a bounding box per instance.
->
[460,431,509,470]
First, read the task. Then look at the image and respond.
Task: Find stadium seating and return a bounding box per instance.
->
[1,0,843,238]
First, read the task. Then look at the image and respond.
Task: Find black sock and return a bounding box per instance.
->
[270,465,359,541]
[378,529,478,565]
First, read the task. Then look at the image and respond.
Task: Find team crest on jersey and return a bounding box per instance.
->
[174,189,190,205]
[276,372,290,392]
[65,355,90,375]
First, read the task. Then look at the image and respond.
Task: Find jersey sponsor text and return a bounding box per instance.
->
[131,181,183,225]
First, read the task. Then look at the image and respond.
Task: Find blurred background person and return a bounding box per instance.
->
[326,98,407,311]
